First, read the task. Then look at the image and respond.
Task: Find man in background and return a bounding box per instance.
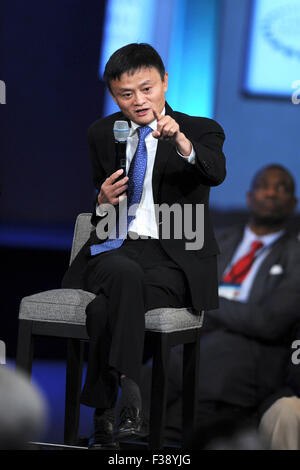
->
[141,164,300,450]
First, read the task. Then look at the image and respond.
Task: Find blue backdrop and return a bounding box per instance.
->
[0,0,299,246]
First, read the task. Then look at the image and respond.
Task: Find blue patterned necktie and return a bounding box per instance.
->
[90,125,152,255]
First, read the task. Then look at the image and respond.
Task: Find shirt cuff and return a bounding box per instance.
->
[176,145,196,164]
[96,203,109,217]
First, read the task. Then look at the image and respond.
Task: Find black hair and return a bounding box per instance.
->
[250,164,296,196]
[103,43,165,93]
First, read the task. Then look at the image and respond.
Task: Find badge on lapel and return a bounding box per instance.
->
[218,284,241,300]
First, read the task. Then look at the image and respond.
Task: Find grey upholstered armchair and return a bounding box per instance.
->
[16,213,204,449]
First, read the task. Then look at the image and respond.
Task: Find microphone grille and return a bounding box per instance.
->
[113,120,130,142]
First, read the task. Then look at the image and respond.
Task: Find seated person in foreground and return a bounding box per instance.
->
[62,43,226,449]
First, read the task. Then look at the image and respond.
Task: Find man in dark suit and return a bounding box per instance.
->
[62,43,226,449]
[140,164,300,449]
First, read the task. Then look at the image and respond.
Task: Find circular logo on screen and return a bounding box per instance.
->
[262,3,300,59]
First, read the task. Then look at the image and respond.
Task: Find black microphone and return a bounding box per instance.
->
[113,120,130,179]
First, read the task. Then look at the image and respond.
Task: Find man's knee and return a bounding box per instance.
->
[100,255,144,283]
[114,259,144,284]
[259,396,300,450]
[263,397,300,424]
[89,255,145,293]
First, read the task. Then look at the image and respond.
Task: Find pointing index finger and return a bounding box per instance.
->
[153,108,162,122]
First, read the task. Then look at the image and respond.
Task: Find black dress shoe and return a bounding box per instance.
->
[88,410,119,450]
[115,406,143,440]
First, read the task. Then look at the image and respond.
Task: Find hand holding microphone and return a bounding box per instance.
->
[98,169,128,206]
[113,120,130,175]
[98,120,130,206]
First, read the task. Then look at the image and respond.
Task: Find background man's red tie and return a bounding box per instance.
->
[222,240,264,284]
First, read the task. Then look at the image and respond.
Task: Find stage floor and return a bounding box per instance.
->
[5,359,180,451]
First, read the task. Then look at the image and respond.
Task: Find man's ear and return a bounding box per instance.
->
[163,72,168,93]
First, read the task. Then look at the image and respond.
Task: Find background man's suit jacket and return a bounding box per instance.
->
[160,225,300,416]
[62,103,226,311]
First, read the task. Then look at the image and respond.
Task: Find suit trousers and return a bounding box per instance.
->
[80,237,191,409]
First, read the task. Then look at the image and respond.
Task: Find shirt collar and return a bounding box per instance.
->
[129,107,166,136]
[244,224,285,248]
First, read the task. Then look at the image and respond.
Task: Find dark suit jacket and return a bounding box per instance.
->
[62,103,226,311]
[163,225,300,414]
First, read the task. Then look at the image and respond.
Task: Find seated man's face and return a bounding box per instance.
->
[247,168,297,225]
[109,66,168,126]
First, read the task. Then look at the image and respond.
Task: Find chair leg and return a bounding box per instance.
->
[148,333,170,450]
[15,320,34,376]
[64,338,84,445]
[182,330,201,448]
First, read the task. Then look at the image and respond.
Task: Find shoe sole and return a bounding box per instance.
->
[88,442,120,450]
[115,428,146,441]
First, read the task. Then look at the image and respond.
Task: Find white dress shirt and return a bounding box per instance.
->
[96,108,195,238]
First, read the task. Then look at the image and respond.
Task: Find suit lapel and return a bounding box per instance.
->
[248,233,287,302]
[217,227,244,280]
[105,130,117,176]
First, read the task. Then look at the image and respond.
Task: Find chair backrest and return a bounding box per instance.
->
[69,213,93,265]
